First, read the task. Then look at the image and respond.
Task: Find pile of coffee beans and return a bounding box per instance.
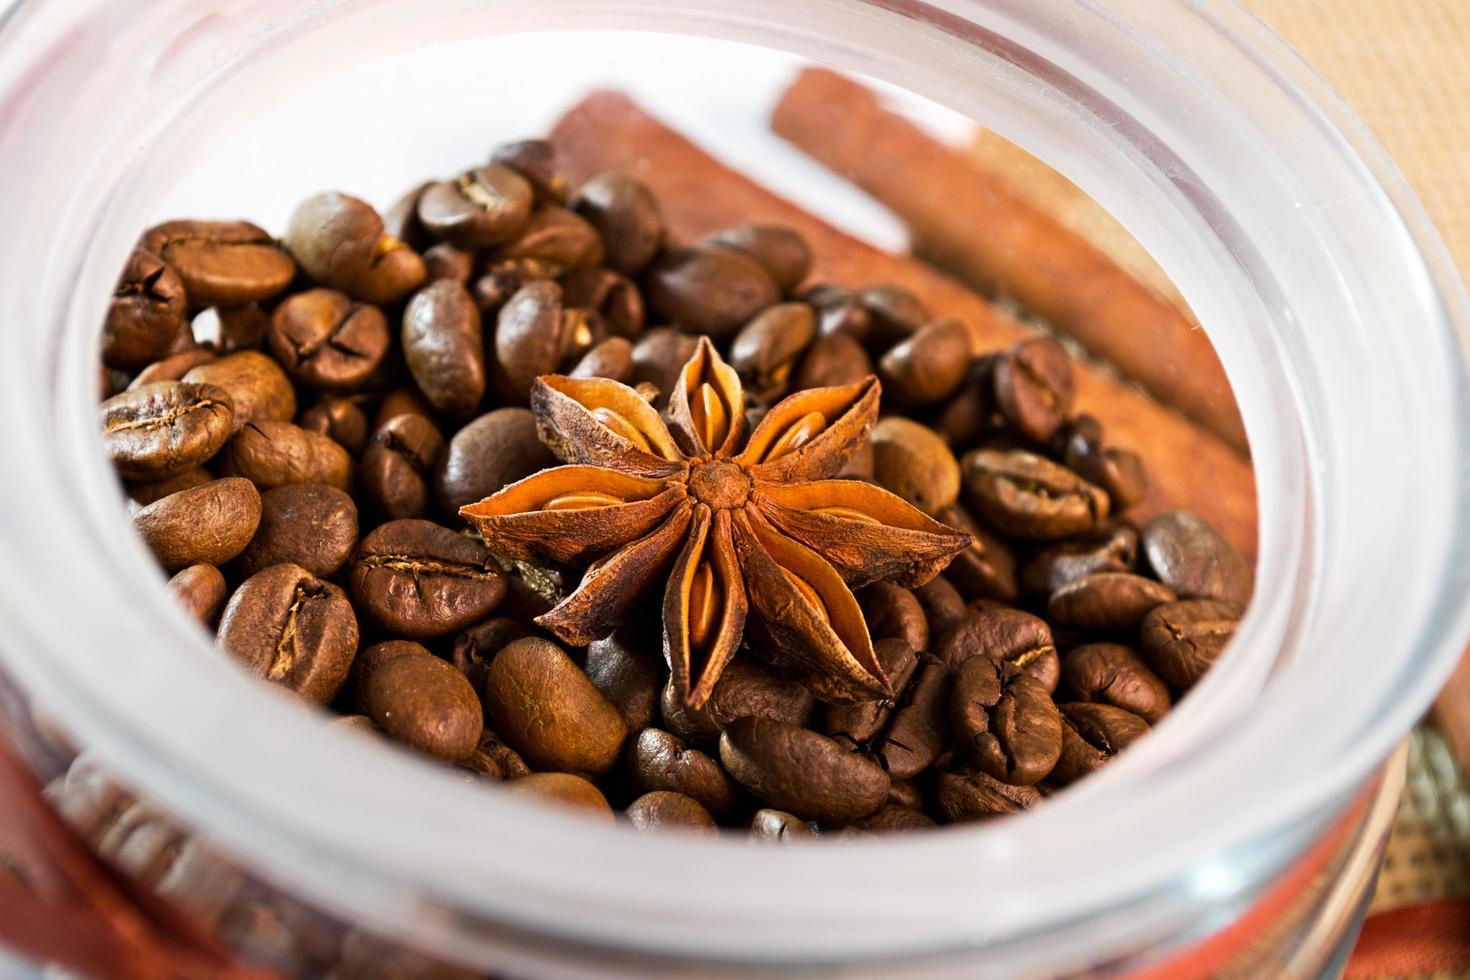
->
[95,137,1251,836]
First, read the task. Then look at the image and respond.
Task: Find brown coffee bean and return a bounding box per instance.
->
[888,780,924,810]
[630,327,700,403]
[236,484,358,579]
[860,284,929,349]
[218,563,358,705]
[660,659,815,744]
[286,193,427,304]
[1062,643,1171,723]
[299,398,369,456]
[585,625,665,733]
[451,618,533,692]
[792,331,872,390]
[365,653,483,762]
[166,564,228,627]
[1141,510,1253,605]
[749,809,814,842]
[871,417,960,516]
[1050,702,1149,785]
[913,576,968,635]
[210,303,271,353]
[266,289,389,391]
[876,660,953,779]
[728,302,816,401]
[934,368,999,449]
[491,281,589,404]
[492,139,568,204]
[962,448,1109,539]
[103,250,186,369]
[436,407,557,517]
[374,388,435,429]
[219,422,352,491]
[802,283,871,340]
[936,504,1019,602]
[422,242,475,284]
[705,225,811,294]
[951,658,1061,785]
[823,639,919,748]
[502,773,612,818]
[127,467,214,507]
[626,791,717,833]
[493,205,604,269]
[569,171,663,276]
[418,164,534,248]
[837,805,937,835]
[1047,572,1175,631]
[570,336,634,382]
[993,337,1074,442]
[878,318,971,405]
[935,609,1059,692]
[470,257,563,315]
[934,769,1042,822]
[1062,416,1147,510]
[347,640,433,710]
[859,582,929,654]
[403,280,485,418]
[183,351,297,432]
[101,381,234,480]
[361,413,445,520]
[560,267,645,340]
[644,244,779,339]
[482,637,627,775]
[383,181,434,250]
[350,519,507,639]
[1139,599,1242,689]
[719,716,889,823]
[133,478,260,570]
[1020,523,1139,596]
[458,728,516,780]
[141,220,295,307]
[474,728,533,780]
[630,728,739,819]
[129,348,218,389]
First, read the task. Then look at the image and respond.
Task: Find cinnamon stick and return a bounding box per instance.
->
[770,68,1249,457]
[550,92,1257,560]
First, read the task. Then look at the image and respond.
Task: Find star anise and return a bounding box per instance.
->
[461,337,970,709]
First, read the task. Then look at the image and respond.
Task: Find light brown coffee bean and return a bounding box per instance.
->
[705,225,811,294]
[166,564,228,627]
[285,192,425,303]
[993,336,1074,442]
[493,205,605,269]
[219,421,352,491]
[871,417,960,516]
[183,351,297,432]
[236,483,358,579]
[103,250,187,369]
[436,407,558,518]
[935,609,1060,692]
[1046,572,1175,631]
[418,164,534,248]
[625,791,718,834]
[792,331,872,390]
[361,413,445,521]
[1139,599,1242,689]
[749,809,814,842]
[644,244,779,339]
[962,448,1109,539]
[934,768,1042,822]
[132,478,261,570]
[1062,643,1171,723]
[569,172,663,276]
[350,519,507,639]
[266,289,389,392]
[502,773,613,818]
[101,381,234,480]
[878,318,971,405]
[1141,510,1254,605]
[365,653,483,763]
[141,220,295,307]
[630,728,740,819]
[403,280,486,418]
[719,716,889,823]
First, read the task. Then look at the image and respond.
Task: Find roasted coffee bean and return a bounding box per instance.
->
[560,267,645,340]
[951,658,1061,785]
[936,609,1059,692]
[219,421,352,491]
[792,331,872,390]
[719,716,889,823]
[450,617,533,692]
[934,768,1042,823]
[870,417,959,516]
[492,139,568,204]
[585,625,664,732]
[286,192,427,303]
[660,659,815,744]
[218,563,358,705]
[914,576,968,635]
[823,639,919,747]
[361,413,445,520]
[749,809,815,842]
[482,637,627,775]
[133,478,260,570]
[403,280,485,418]
[101,381,234,480]
[993,336,1073,443]
[471,257,563,314]
[503,773,613,818]
[212,303,272,353]
[418,164,534,248]
[491,281,589,404]
[934,368,1000,449]
[569,171,663,276]
[365,653,483,763]
[570,336,635,382]
[1050,702,1149,785]
[1141,510,1253,605]
[705,224,811,294]
[493,205,604,269]
[878,318,971,405]
[436,407,557,517]
[422,242,475,284]
[383,181,434,251]
[129,348,218,389]
[266,289,389,391]
[626,791,717,833]
[350,519,506,638]
[347,639,427,708]
[728,302,816,400]
[859,582,929,653]
[644,244,780,339]
[936,504,1019,602]
[166,564,228,627]
[1020,523,1139,596]
[962,448,1109,539]
[888,780,924,810]
[1062,643,1171,723]
[183,351,297,432]
[1062,415,1147,510]
[803,283,871,340]
[1140,599,1242,689]
[374,388,435,429]
[838,805,937,834]
[630,328,700,403]
[472,728,533,780]
[1047,572,1175,631]
[141,220,295,307]
[458,738,507,780]
[236,484,358,579]
[870,659,952,779]
[103,250,187,369]
[298,398,369,456]
[630,728,740,819]
[127,467,214,507]
[860,283,929,349]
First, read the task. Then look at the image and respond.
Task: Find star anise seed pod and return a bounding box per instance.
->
[461,336,970,709]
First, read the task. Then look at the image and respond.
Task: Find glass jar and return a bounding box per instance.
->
[0,0,1467,975]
